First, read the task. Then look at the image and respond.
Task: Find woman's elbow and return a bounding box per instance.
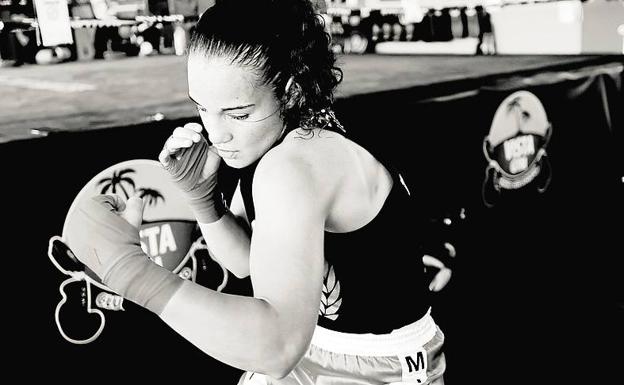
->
[263,348,303,379]
[267,366,295,380]
[259,337,309,379]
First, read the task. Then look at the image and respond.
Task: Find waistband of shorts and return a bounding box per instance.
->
[310,308,437,357]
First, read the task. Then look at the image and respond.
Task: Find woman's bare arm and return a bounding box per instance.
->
[159,154,328,378]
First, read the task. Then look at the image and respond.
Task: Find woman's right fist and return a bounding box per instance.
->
[159,122,225,223]
[158,122,221,186]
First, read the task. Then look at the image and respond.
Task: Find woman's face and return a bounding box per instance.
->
[187,53,284,168]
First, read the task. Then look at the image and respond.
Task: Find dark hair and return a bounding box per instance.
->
[188,0,343,131]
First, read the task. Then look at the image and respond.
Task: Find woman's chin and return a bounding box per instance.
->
[222,157,249,169]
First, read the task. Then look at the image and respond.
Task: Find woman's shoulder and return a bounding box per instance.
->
[282,127,345,148]
[269,127,348,164]
[254,128,350,190]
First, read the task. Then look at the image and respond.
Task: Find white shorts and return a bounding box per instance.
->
[238,309,446,385]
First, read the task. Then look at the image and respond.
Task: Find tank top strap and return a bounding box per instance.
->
[238,159,258,223]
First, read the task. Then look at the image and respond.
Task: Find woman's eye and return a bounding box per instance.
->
[229,114,249,121]
[197,106,207,113]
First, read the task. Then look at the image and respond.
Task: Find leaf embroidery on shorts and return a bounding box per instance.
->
[319,260,342,321]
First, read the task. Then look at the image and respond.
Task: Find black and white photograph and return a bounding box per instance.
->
[1,0,622,383]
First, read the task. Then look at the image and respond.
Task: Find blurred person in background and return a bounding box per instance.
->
[0,0,36,66]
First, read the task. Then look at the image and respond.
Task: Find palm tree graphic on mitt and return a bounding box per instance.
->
[97,169,136,199]
[97,168,164,208]
[136,188,165,207]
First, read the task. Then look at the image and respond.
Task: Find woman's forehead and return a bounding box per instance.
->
[187,54,267,106]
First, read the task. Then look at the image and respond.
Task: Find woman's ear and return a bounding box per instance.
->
[284,77,303,109]
[285,76,295,94]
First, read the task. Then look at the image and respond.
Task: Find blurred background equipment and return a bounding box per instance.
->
[33,0,73,46]
[2,0,623,67]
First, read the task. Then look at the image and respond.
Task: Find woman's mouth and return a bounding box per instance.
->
[216,148,238,159]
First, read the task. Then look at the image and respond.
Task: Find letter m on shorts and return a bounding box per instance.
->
[400,349,428,383]
[406,353,425,372]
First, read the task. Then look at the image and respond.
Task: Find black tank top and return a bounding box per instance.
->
[237,132,431,334]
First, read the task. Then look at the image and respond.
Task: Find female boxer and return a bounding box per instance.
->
[67,1,446,383]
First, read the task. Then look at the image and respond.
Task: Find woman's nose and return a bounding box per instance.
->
[200,114,233,144]
[207,128,233,144]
